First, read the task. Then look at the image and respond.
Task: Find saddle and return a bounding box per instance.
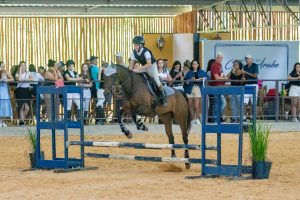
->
[141,73,175,97]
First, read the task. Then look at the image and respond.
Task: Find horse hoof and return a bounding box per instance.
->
[143,126,148,131]
[125,131,133,139]
[185,163,191,169]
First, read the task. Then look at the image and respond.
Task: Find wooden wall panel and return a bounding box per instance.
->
[174,10,197,33]
[0,17,173,71]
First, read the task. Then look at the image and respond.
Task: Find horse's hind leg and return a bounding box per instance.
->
[118,107,132,138]
[159,113,176,157]
[132,114,148,131]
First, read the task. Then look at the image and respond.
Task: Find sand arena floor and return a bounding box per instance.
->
[0,132,300,200]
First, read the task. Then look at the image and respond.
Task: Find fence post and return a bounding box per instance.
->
[275,80,279,122]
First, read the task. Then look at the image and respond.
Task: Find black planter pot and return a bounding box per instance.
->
[252,161,272,179]
[29,151,44,169]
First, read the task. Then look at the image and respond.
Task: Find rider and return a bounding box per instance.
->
[129,36,167,105]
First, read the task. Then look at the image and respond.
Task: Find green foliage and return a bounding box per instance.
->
[248,123,271,162]
[25,128,36,152]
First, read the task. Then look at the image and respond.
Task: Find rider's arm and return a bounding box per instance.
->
[129,52,137,70]
[129,60,135,70]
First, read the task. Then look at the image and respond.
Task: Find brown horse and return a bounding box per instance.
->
[104,64,192,169]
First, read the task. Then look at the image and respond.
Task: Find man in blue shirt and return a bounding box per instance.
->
[241,54,259,120]
[89,56,105,125]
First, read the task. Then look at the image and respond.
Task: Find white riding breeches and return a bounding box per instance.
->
[136,62,162,87]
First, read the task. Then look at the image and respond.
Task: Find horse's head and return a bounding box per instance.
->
[103,62,121,96]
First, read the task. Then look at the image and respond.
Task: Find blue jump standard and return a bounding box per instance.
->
[201,86,256,177]
[35,86,85,169]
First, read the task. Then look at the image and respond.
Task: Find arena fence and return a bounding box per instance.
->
[0,79,298,126]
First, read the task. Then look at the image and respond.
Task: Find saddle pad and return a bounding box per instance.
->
[142,73,175,97]
[163,85,175,96]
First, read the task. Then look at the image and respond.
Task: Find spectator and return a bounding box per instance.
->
[287,62,300,122]
[211,52,228,123]
[0,62,14,127]
[89,56,105,125]
[169,60,184,90]
[43,59,62,121]
[227,60,245,123]
[183,60,208,124]
[157,59,172,86]
[182,60,190,77]
[85,59,91,67]
[115,52,126,67]
[241,54,259,120]
[10,65,19,88]
[57,61,66,75]
[28,64,44,97]
[15,61,33,126]
[206,59,216,122]
[163,59,169,70]
[38,66,46,76]
[64,60,83,120]
[79,63,92,124]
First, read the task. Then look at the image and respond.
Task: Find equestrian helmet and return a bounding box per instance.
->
[132,36,145,46]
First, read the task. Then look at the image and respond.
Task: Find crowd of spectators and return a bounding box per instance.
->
[0,52,299,127]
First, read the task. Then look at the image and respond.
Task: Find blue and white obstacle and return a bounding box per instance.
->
[85,153,217,165]
[67,141,218,165]
[67,141,217,150]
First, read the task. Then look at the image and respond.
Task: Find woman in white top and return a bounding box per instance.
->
[28,64,44,97]
[157,59,171,86]
[15,61,33,126]
[0,62,14,127]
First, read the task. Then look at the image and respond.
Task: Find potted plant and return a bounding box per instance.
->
[25,128,44,168]
[248,123,272,179]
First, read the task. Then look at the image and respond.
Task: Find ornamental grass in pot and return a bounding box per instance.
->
[25,128,44,168]
[248,123,272,179]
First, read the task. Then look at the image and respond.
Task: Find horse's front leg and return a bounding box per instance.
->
[118,107,132,138]
[132,114,148,131]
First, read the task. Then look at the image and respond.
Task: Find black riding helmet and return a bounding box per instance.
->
[132,36,145,46]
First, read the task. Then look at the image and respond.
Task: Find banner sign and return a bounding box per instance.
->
[202,41,300,88]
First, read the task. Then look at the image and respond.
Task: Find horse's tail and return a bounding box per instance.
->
[178,90,192,133]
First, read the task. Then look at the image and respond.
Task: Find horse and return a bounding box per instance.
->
[104,64,193,169]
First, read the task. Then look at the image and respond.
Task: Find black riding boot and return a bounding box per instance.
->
[67,110,72,121]
[158,85,167,106]
[84,111,88,125]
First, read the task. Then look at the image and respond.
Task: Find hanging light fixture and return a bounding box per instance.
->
[156,35,165,50]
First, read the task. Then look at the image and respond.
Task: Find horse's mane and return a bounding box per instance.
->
[114,64,144,80]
